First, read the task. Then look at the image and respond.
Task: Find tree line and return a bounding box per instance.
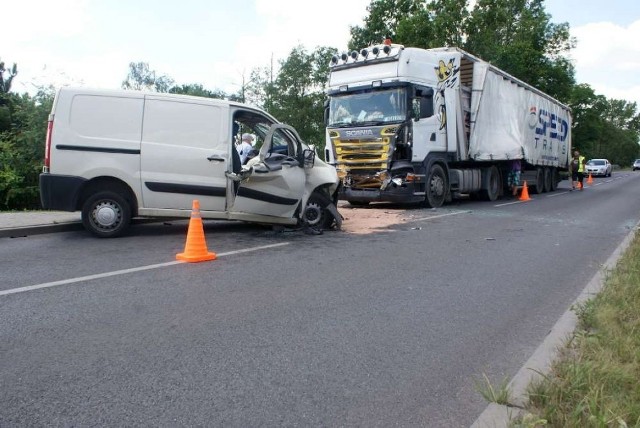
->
[1,0,638,211]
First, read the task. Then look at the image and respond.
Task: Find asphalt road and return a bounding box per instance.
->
[2,173,639,427]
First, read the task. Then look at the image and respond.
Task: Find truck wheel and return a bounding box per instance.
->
[303,191,335,230]
[81,191,132,238]
[480,165,500,201]
[549,168,558,191]
[543,167,552,192]
[531,167,544,194]
[424,164,447,208]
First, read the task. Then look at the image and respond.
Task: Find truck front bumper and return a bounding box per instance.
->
[340,183,424,204]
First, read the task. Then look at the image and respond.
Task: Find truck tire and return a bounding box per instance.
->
[303,191,335,230]
[81,191,132,238]
[424,164,447,208]
[550,168,559,191]
[543,167,552,192]
[480,165,500,201]
[531,167,544,194]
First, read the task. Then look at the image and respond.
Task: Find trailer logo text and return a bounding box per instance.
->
[531,107,569,142]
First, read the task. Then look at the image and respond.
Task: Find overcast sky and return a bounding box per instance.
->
[4,0,639,106]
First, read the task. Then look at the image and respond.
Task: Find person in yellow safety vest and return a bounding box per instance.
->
[570,150,586,191]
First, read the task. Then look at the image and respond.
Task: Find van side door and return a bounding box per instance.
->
[140,97,228,212]
[230,124,305,219]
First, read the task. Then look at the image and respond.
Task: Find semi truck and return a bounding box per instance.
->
[324,43,572,207]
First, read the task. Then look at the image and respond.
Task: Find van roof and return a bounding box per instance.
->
[57,86,253,110]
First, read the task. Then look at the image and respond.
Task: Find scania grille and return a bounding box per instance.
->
[333,139,390,170]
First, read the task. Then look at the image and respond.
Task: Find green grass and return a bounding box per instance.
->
[476,372,512,405]
[516,230,640,427]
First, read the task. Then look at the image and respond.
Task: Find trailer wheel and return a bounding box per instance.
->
[531,167,544,194]
[81,191,132,238]
[549,168,558,191]
[424,164,447,208]
[480,165,500,201]
[543,167,552,192]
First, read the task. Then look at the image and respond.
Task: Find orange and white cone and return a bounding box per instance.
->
[176,200,216,263]
[519,181,531,201]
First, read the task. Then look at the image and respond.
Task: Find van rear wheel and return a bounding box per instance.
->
[81,191,131,238]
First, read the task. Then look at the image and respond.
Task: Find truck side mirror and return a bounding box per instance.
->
[412,99,420,121]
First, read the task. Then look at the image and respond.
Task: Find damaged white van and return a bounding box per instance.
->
[40,87,341,237]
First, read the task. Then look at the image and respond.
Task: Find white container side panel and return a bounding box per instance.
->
[469,69,571,168]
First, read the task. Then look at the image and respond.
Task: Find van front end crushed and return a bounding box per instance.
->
[328,126,425,204]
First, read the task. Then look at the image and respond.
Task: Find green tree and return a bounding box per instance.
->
[569,84,640,166]
[0,60,18,93]
[266,45,337,153]
[350,0,576,101]
[122,62,174,92]
[349,0,423,50]
[0,88,54,210]
[168,83,227,99]
[396,0,469,48]
[464,0,576,100]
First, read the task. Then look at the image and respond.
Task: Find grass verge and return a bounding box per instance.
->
[515,230,640,427]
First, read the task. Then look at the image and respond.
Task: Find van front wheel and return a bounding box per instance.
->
[303,191,335,231]
[81,191,131,238]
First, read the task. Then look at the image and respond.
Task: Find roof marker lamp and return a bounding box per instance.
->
[339,85,348,92]
[360,49,369,58]
[341,53,348,62]
[350,51,358,60]
[383,45,391,54]
[372,80,382,88]
[331,56,339,65]
[372,47,380,56]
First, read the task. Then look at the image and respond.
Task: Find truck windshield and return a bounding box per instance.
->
[328,88,406,127]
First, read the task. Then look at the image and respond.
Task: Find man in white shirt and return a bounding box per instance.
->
[237,133,254,164]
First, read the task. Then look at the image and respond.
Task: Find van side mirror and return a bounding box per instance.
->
[303,149,315,168]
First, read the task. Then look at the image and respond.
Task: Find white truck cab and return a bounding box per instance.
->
[40,87,340,237]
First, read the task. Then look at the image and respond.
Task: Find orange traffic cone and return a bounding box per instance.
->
[587,173,593,185]
[176,200,216,263]
[519,181,531,201]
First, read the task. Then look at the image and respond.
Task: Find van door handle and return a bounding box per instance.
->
[207,155,225,162]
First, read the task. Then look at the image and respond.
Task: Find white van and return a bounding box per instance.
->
[40,87,341,237]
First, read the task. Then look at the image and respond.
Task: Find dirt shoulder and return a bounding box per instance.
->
[337,201,415,235]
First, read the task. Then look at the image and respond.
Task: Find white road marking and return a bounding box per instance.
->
[411,210,470,222]
[494,200,527,206]
[0,242,290,297]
